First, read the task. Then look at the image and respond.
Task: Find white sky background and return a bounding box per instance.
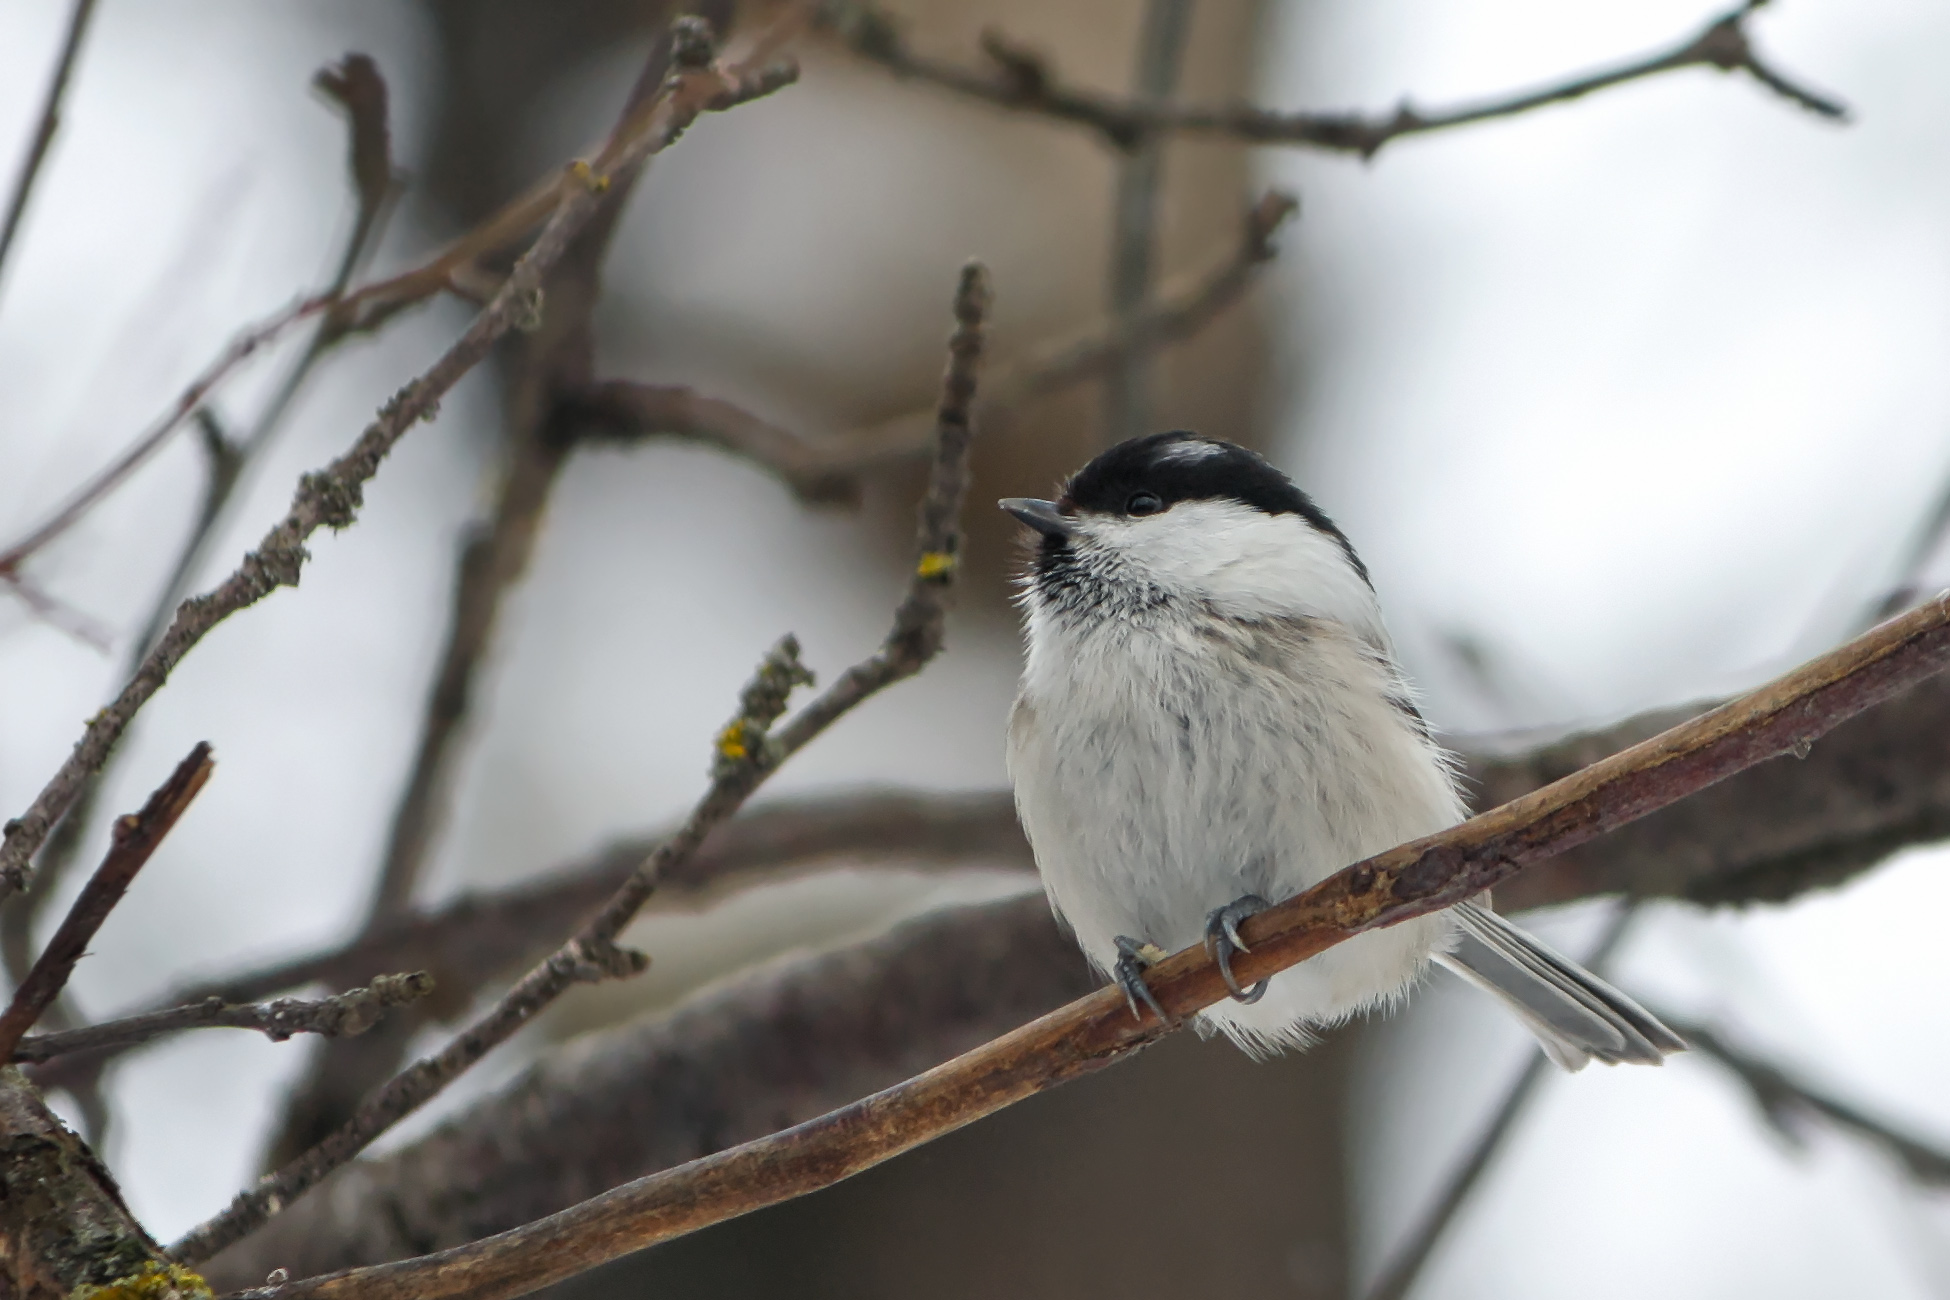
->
[1255,1,1950,1296]
[0,0,1946,1292]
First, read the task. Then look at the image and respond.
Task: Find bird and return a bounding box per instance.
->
[1000,430,1683,1068]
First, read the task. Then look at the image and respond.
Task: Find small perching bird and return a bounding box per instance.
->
[1002,431,1683,1068]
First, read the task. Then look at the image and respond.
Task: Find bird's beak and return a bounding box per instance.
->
[999,498,1073,540]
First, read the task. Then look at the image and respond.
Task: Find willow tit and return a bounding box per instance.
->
[1002,431,1683,1068]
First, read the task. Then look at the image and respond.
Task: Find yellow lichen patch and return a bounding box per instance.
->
[715,720,750,762]
[71,1261,214,1300]
[916,550,956,580]
[567,159,610,193]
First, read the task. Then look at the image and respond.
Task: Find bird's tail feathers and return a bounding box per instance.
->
[1434,901,1686,1071]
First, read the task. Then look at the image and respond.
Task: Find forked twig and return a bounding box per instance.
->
[830,0,1845,157]
[0,744,213,1065]
[168,260,992,1266]
[0,13,807,904]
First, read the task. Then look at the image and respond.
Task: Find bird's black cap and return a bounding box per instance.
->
[1060,431,1370,585]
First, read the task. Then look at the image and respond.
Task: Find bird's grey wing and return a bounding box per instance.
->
[1434,901,1687,1071]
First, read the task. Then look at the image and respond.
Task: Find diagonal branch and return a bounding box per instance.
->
[166,259,992,1267]
[0,293,332,580]
[204,894,1079,1284]
[0,744,213,1065]
[2,58,405,1076]
[0,0,100,303]
[0,15,806,905]
[228,587,1950,1300]
[829,0,1845,158]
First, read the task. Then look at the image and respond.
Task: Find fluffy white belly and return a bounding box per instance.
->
[1007,613,1466,1056]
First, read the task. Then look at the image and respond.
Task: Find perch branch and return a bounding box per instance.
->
[0,15,805,904]
[167,260,991,1267]
[0,744,212,1066]
[0,0,100,301]
[79,637,1950,1098]
[227,587,1950,1300]
[830,0,1846,157]
[11,973,434,1064]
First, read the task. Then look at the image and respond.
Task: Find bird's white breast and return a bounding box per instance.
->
[1007,600,1466,1055]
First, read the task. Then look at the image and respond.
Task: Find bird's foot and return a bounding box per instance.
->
[1204,894,1270,1004]
[1113,935,1171,1023]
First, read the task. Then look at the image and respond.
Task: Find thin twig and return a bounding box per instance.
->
[168,259,991,1266]
[262,28,759,1168]
[1662,1016,1950,1187]
[1103,0,1193,445]
[10,972,433,1065]
[829,0,1846,158]
[567,382,868,505]
[829,190,1297,467]
[4,56,403,1020]
[1361,905,1643,1300]
[129,55,405,663]
[0,293,331,580]
[0,0,100,304]
[226,587,1950,1300]
[204,894,1082,1283]
[0,744,213,1065]
[0,17,805,905]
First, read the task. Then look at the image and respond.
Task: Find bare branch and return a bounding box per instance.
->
[166,259,992,1267]
[567,382,866,505]
[2,63,405,1097]
[73,649,1946,1097]
[12,973,433,1066]
[830,189,1298,469]
[1663,1015,1950,1187]
[829,0,1846,158]
[266,16,774,1170]
[0,293,331,580]
[203,895,1079,1283]
[218,591,1950,1300]
[0,18,806,905]
[0,0,100,303]
[0,744,213,1065]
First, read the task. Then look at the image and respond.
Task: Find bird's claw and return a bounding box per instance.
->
[1204,894,1270,1004]
[1113,934,1171,1024]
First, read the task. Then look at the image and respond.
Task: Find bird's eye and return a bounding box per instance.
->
[1126,491,1164,517]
